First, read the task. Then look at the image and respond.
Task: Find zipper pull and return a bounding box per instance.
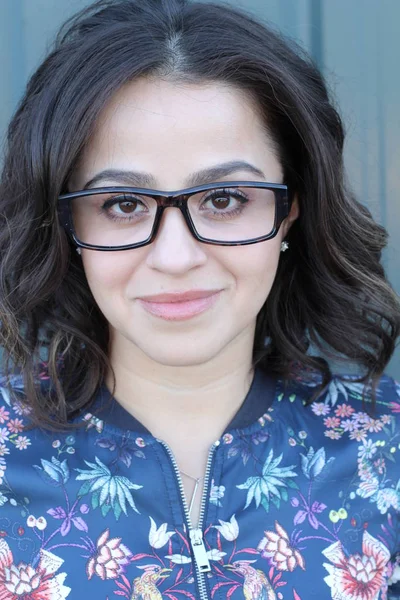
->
[189,529,211,573]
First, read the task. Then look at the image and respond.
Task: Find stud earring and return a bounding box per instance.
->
[76,247,82,255]
[280,241,289,252]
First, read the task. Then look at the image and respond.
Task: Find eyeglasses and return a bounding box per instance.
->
[58,181,291,251]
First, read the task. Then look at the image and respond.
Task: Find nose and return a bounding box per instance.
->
[145,207,207,274]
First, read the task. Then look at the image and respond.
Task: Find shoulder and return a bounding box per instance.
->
[324,372,399,408]
[280,368,399,414]
[0,373,31,417]
[0,363,54,422]
[310,373,400,447]
[279,370,400,443]
[275,370,400,492]
[273,371,400,560]
[0,372,25,403]
[0,371,35,436]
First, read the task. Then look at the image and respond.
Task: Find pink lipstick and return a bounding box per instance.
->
[137,290,221,321]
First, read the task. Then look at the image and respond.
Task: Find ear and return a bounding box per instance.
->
[282,194,299,237]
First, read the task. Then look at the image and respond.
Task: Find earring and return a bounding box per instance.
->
[76,247,82,255]
[280,241,289,252]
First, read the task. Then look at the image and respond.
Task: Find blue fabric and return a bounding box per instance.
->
[0,369,398,600]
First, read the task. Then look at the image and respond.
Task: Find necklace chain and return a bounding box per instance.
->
[180,470,204,517]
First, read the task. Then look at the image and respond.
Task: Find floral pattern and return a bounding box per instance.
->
[86,528,132,580]
[237,450,298,512]
[0,539,70,598]
[75,457,142,519]
[0,369,398,600]
[322,531,391,600]
[258,522,306,572]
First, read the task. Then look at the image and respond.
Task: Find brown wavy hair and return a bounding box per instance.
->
[0,0,399,427]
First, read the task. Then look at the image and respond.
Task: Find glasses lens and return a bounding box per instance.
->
[70,186,278,248]
[71,192,157,247]
[188,186,276,241]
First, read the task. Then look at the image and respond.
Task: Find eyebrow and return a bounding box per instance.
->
[82,160,266,190]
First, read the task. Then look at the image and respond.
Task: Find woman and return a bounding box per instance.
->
[0,0,399,598]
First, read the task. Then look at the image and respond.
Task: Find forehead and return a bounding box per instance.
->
[73,78,282,189]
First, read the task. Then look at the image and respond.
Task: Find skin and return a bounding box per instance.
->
[71,78,299,523]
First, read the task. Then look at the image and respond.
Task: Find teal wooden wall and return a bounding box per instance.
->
[0,0,398,378]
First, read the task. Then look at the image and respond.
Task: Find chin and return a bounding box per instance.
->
[134,334,227,368]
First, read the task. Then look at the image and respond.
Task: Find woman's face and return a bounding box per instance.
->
[71,78,298,367]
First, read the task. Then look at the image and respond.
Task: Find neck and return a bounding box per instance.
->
[107,330,255,446]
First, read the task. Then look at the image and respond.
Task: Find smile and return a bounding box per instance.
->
[137,290,222,321]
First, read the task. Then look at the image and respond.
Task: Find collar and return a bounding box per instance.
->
[91,368,277,436]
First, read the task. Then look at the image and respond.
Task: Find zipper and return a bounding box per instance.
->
[160,439,220,600]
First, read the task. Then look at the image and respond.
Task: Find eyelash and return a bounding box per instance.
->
[199,188,249,217]
[99,195,149,222]
[98,187,250,222]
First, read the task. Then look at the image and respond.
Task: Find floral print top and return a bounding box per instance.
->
[0,368,399,600]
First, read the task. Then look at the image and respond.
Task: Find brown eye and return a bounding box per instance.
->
[199,188,249,215]
[117,200,138,213]
[102,194,149,219]
[210,196,230,210]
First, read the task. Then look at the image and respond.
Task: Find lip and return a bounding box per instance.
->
[138,290,221,303]
[137,289,222,321]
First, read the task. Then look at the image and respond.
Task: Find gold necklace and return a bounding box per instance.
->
[180,470,204,517]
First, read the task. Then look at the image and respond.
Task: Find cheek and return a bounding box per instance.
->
[217,240,281,308]
[244,247,280,304]
[81,250,143,304]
